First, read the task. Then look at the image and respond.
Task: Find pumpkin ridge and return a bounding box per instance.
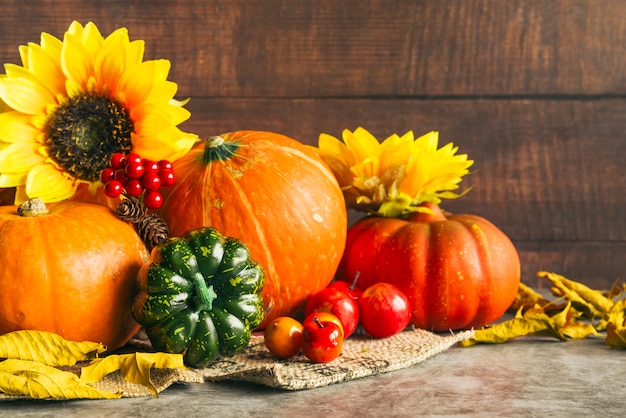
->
[270,143,341,186]
[432,219,482,328]
[208,156,282,318]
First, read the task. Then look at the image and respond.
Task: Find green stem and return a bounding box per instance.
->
[192,272,218,311]
[202,136,240,164]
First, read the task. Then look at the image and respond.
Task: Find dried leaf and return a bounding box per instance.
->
[80,352,186,397]
[0,359,120,399]
[539,271,613,318]
[0,330,106,366]
[603,298,626,347]
[460,302,595,346]
[605,321,626,348]
[509,282,565,313]
[558,306,599,339]
[459,312,557,346]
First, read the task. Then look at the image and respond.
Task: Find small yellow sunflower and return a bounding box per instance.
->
[317,127,473,217]
[0,21,198,203]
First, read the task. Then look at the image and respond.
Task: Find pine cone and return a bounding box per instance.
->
[116,196,148,223]
[135,213,170,251]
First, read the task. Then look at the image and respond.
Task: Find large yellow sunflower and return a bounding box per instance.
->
[0,21,198,203]
[317,127,473,217]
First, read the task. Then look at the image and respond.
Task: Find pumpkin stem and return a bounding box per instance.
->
[17,198,50,217]
[407,202,447,223]
[192,272,218,312]
[203,136,240,163]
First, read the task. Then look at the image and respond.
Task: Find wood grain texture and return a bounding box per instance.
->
[1,0,626,97]
[182,97,626,241]
[0,0,625,287]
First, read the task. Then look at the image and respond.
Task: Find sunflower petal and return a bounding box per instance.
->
[166,101,192,125]
[131,129,197,161]
[344,127,381,161]
[25,163,78,202]
[148,80,178,105]
[40,32,63,59]
[95,29,129,91]
[0,141,44,174]
[131,103,174,137]
[126,40,146,67]
[119,60,170,108]
[0,77,56,115]
[78,22,104,53]
[318,133,354,165]
[0,111,41,144]
[27,43,66,95]
[66,21,85,37]
[61,32,95,89]
[0,172,27,188]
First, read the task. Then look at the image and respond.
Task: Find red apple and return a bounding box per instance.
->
[328,280,364,301]
[359,283,412,338]
[302,312,344,363]
[305,286,359,337]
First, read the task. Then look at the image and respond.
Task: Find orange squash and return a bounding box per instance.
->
[337,203,521,331]
[157,131,347,328]
[0,199,149,349]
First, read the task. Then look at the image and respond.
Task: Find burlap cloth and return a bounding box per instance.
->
[0,328,472,399]
[102,327,472,396]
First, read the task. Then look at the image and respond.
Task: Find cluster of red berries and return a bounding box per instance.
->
[101,152,175,209]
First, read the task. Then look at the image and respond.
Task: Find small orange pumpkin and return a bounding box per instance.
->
[0,199,149,349]
[157,131,348,327]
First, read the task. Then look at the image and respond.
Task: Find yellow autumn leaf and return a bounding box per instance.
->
[459,310,561,346]
[0,330,106,366]
[0,359,120,399]
[80,352,187,397]
[557,304,599,339]
[602,298,626,347]
[539,271,613,318]
[460,302,595,346]
[509,282,565,313]
[605,322,626,348]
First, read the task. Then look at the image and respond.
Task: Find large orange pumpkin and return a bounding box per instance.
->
[0,199,149,349]
[157,131,347,327]
[337,203,520,331]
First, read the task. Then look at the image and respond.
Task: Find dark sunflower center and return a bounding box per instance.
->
[46,94,134,182]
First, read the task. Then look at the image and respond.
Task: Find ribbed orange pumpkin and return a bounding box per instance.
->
[157,131,347,328]
[0,199,149,349]
[337,203,520,331]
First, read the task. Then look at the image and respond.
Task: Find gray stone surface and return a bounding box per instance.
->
[2,336,625,417]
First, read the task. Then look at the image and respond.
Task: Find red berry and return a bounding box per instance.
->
[143,159,159,175]
[142,172,161,191]
[110,153,126,170]
[125,179,144,197]
[158,160,173,172]
[115,168,129,185]
[127,152,142,165]
[100,167,116,183]
[125,161,145,179]
[104,180,124,198]
[144,191,163,209]
[159,170,175,187]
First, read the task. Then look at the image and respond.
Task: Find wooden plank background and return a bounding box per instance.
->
[1,0,624,289]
